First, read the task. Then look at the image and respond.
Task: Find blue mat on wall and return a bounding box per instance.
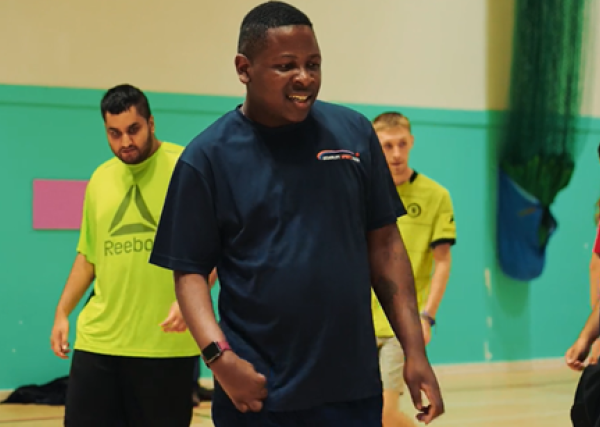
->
[497,169,558,281]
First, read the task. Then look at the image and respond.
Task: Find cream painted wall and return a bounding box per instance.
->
[0,0,597,114]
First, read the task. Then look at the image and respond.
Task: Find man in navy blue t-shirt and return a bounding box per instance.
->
[149,1,444,426]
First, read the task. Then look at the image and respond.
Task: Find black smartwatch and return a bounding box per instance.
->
[201,341,231,367]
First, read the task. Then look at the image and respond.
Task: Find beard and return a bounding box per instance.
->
[117,135,155,165]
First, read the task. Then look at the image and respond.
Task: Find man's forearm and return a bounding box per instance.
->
[590,254,600,308]
[425,260,451,318]
[579,300,600,345]
[55,253,95,318]
[369,224,426,359]
[174,272,226,351]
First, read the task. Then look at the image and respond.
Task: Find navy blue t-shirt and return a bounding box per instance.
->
[149,100,406,412]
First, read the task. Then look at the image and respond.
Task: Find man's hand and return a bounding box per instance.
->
[160,301,188,333]
[421,318,432,346]
[404,355,444,424]
[210,351,268,412]
[565,301,600,371]
[565,337,592,371]
[50,314,70,359]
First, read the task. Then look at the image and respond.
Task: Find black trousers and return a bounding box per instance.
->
[571,362,600,427]
[193,356,200,381]
[64,350,196,427]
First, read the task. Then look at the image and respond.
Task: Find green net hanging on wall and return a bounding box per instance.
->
[496,0,592,281]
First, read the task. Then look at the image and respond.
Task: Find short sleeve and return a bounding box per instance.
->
[366,127,406,231]
[431,190,457,248]
[593,223,600,255]
[76,183,96,264]
[149,159,220,275]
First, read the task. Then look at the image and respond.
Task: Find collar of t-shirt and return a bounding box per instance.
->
[409,170,419,183]
[398,170,419,191]
[235,105,311,137]
[123,143,163,179]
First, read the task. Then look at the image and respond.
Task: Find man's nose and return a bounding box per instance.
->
[122,135,135,146]
[293,67,314,87]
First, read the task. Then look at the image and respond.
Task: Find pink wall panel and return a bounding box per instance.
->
[32,179,88,230]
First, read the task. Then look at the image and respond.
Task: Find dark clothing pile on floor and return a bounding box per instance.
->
[1,376,213,407]
[1,376,69,406]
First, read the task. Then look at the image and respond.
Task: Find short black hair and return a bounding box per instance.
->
[100,84,151,121]
[597,140,600,158]
[238,1,313,59]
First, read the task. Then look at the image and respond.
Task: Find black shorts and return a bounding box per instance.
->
[211,381,383,427]
[64,350,196,427]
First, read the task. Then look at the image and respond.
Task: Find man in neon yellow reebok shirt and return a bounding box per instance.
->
[370,112,456,427]
[50,84,200,427]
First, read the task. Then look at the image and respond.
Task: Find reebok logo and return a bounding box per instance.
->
[104,185,157,257]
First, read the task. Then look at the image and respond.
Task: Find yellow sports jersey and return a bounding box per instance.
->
[372,171,456,338]
[74,142,200,357]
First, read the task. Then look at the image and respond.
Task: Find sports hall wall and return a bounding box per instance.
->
[1,0,600,390]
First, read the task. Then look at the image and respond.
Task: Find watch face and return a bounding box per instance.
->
[202,342,221,362]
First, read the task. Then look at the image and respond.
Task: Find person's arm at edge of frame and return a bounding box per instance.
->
[578,301,600,347]
[590,253,600,309]
[588,223,600,362]
[593,204,600,307]
[588,250,600,362]
[566,300,600,370]
[566,220,600,369]
[590,217,600,307]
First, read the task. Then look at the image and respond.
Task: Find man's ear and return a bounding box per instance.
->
[235,54,251,84]
[148,115,155,134]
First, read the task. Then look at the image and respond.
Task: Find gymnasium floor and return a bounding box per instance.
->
[0,362,582,426]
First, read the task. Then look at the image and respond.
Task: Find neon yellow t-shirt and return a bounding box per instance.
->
[372,172,456,338]
[74,142,200,357]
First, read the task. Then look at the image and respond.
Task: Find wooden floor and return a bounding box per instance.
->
[0,363,582,426]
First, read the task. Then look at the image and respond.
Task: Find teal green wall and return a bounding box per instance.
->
[1,84,600,389]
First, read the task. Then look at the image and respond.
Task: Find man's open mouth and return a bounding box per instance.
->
[288,94,311,103]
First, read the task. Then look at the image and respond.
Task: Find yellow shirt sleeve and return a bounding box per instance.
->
[76,182,96,264]
[431,190,456,246]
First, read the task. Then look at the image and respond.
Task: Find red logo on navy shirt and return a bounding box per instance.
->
[316,150,360,163]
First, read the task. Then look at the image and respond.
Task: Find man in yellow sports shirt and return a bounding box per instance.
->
[371,112,456,427]
[49,84,204,427]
